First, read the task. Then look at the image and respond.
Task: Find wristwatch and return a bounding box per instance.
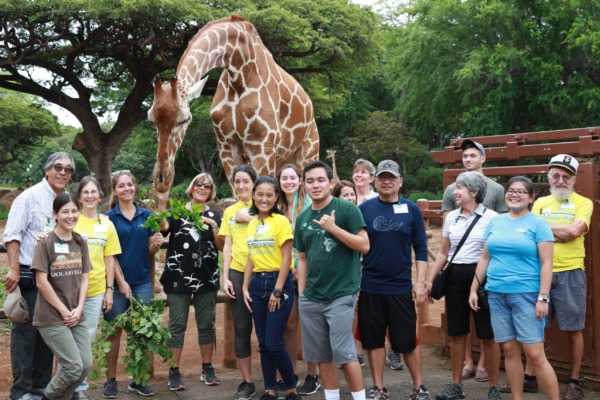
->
[272,289,282,298]
[537,293,550,303]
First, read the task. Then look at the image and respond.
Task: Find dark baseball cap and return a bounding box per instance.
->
[375,160,402,177]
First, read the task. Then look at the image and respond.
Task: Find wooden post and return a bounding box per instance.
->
[223,302,237,368]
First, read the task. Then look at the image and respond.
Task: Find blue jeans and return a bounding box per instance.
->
[104,282,152,322]
[75,294,104,392]
[250,272,295,390]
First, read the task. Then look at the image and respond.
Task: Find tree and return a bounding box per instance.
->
[0,0,379,194]
[0,88,61,165]
[384,0,600,146]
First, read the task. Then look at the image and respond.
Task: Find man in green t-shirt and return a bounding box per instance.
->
[294,160,369,400]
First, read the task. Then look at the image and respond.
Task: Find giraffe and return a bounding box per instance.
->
[325,148,340,185]
[148,15,320,200]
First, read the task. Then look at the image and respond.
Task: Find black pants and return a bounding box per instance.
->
[10,286,53,400]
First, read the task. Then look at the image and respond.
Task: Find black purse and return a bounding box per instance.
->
[430,211,484,300]
[475,274,489,311]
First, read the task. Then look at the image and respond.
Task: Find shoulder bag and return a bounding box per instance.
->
[430,210,485,300]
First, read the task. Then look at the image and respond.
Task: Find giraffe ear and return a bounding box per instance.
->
[187,76,208,103]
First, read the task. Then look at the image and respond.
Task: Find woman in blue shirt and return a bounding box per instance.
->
[102,171,163,398]
[469,176,559,400]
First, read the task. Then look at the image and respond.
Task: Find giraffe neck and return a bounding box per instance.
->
[177,21,257,98]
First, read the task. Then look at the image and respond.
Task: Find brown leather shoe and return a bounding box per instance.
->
[563,382,584,400]
[498,379,539,394]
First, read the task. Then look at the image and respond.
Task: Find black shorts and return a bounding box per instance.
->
[445,263,494,340]
[357,292,417,354]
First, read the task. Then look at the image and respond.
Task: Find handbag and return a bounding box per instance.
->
[475,274,489,311]
[430,210,484,300]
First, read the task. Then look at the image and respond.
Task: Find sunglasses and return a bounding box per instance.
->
[194,181,213,189]
[52,164,74,174]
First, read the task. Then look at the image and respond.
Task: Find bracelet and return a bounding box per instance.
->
[106,286,114,290]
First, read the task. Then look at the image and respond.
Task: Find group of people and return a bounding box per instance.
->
[428,141,592,400]
[2,143,592,400]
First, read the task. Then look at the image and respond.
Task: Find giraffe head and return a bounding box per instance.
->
[148,74,207,194]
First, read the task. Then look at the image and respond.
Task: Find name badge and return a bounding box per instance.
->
[560,202,574,209]
[393,204,408,214]
[54,243,69,254]
[189,227,200,242]
[257,223,270,235]
[94,224,109,233]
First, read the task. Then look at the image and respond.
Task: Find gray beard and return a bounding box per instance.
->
[550,187,573,201]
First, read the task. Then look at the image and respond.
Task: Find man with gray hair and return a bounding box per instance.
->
[3,152,76,400]
[531,154,592,400]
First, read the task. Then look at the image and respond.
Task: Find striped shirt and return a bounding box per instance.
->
[443,203,497,264]
[3,179,58,266]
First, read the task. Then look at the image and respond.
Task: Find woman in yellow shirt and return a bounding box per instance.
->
[242,175,299,400]
[220,165,258,400]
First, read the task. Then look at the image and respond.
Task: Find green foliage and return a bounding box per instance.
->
[143,198,209,232]
[407,191,443,202]
[0,89,61,166]
[91,296,173,385]
[0,201,8,219]
[385,0,600,145]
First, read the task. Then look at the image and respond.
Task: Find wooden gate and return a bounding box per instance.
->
[431,127,600,386]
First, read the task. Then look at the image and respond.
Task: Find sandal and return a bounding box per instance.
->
[461,367,475,379]
[475,370,489,382]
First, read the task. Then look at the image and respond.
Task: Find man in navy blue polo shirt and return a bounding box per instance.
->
[358,160,430,400]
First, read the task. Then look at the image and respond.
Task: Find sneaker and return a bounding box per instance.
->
[410,385,430,400]
[488,387,502,400]
[72,391,89,400]
[259,393,277,400]
[367,386,389,400]
[563,382,584,400]
[357,354,366,367]
[435,383,465,400]
[102,379,118,399]
[31,388,46,397]
[276,381,286,400]
[201,365,221,386]
[298,375,320,396]
[285,393,302,400]
[128,380,155,397]
[499,379,539,394]
[236,381,256,400]
[168,367,186,391]
[386,350,405,370]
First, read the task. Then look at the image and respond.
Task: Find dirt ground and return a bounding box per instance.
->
[0,222,445,399]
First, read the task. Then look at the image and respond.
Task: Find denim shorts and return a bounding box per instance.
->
[488,291,546,344]
[104,282,152,322]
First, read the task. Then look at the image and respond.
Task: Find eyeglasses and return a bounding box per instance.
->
[194,181,213,189]
[506,189,528,196]
[52,164,74,174]
[549,173,573,182]
[81,190,99,196]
